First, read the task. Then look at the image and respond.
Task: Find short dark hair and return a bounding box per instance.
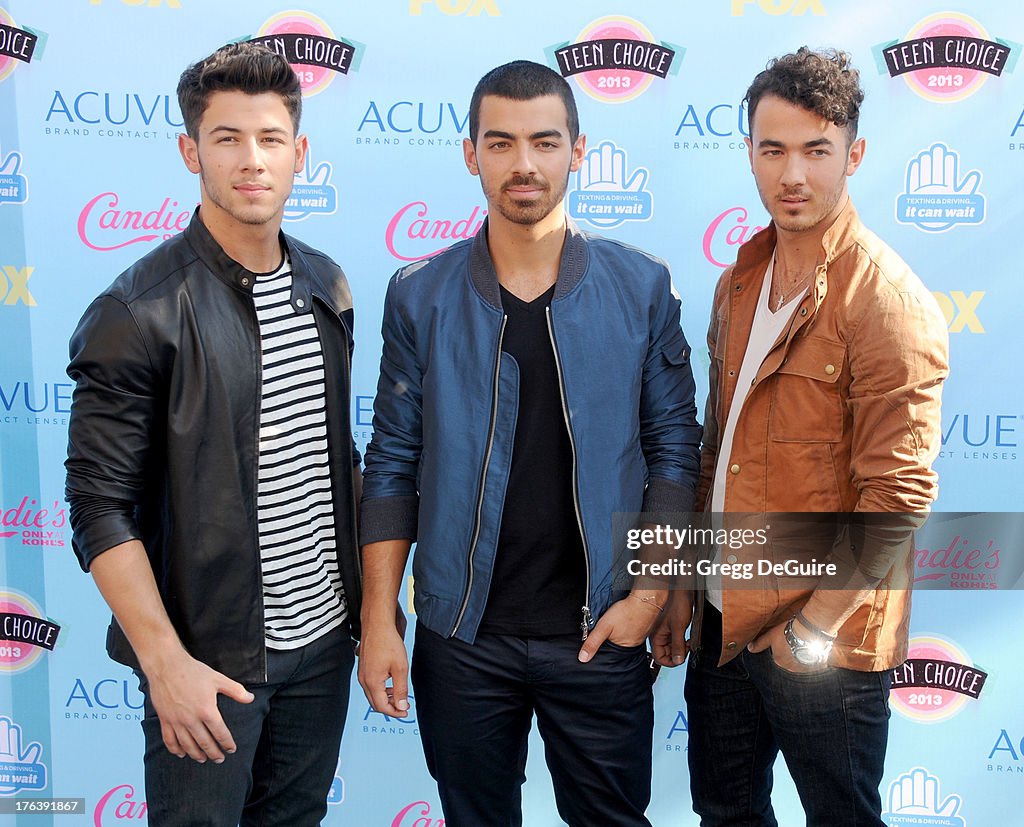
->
[177,41,302,138]
[745,47,864,143]
[468,60,579,145]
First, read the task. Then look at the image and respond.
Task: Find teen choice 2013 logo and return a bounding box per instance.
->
[876,12,1019,104]
[252,10,363,97]
[549,17,682,104]
[890,635,988,723]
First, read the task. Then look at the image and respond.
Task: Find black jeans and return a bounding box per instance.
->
[685,605,891,826]
[411,622,654,827]
[138,624,353,827]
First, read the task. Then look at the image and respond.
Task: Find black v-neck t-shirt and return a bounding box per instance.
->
[478,284,587,637]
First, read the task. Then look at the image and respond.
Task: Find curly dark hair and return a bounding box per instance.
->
[745,47,864,143]
[177,41,302,139]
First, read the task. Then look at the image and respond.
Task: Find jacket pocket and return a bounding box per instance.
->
[768,336,846,443]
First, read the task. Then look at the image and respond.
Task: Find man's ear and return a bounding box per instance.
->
[178,132,201,174]
[463,137,479,176]
[569,133,586,173]
[846,137,866,177]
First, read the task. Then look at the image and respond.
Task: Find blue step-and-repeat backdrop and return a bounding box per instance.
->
[1,1,1022,824]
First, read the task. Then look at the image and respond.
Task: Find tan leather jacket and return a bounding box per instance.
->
[695,200,949,671]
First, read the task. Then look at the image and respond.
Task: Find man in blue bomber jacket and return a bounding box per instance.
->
[358,60,701,827]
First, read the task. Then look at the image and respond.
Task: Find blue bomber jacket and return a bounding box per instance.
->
[360,219,701,642]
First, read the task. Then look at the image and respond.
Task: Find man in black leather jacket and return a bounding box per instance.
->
[65,42,360,826]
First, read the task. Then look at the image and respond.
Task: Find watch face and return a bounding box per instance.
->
[794,647,819,666]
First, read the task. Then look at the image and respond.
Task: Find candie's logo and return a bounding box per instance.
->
[94,784,148,824]
[703,206,766,267]
[0,8,42,85]
[568,141,652,230]
[386,201,485,262]
[915,531,1000,589]
[0,591,60,674]
[392,801,445,827]
[891,636,987,723]
[875,12,1020,103]
[252,11,362,97]
[549,17,681,104]
[78,192,192,252]
[0,496,67,548]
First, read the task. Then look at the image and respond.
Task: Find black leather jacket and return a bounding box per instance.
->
[65,212,362,683]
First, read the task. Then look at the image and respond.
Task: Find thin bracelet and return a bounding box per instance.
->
[628,593,665,613]
[796,609,837,641]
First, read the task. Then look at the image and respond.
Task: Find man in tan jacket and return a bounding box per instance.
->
[653,48,948,826]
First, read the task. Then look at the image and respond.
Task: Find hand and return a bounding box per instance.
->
[357,623,410,717]
[294,151,332,188]
[887,767,963,823]
[575,140,648,195]
[354,601,406,658]
[746,621,827,674]
[650,593,692,667]
[284,151,337,220]
[906,143,980,196]
[0,716,43,794]
[143,650,254,763]
[0,146,23,177]
[578,594,662,663]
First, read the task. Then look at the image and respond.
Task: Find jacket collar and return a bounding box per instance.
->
[733,198,862,311]
[183,208,325,315]
[468,216,590,309]
[736,197,862,276]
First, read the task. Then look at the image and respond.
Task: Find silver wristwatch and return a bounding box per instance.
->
[783,616,833,667]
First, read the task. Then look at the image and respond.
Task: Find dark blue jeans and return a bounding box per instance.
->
[138,624,353,827]
[685,605,891,827]
[412,623,654,827]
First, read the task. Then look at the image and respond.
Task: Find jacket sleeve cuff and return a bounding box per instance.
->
[359,494,419,546]
[66,490,144,572]
[642,477,695,515]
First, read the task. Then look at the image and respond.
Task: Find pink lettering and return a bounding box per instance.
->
[702,206,764,268]
[385,201,486,262]
[392,800,445,827]
[78,192,191,252]
[94,784,147,825]
[2,497,32,528]
[914,535,1001,583]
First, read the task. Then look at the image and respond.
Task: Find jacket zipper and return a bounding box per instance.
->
[545,307,593,640]
[450,314,508,638]
[246,289,269,683]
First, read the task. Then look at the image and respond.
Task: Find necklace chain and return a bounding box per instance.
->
[772,253,815,311]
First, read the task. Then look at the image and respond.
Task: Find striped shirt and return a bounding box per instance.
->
[253,257,347,650]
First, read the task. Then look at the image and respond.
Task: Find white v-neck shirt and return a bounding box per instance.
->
[707,253,807,609]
